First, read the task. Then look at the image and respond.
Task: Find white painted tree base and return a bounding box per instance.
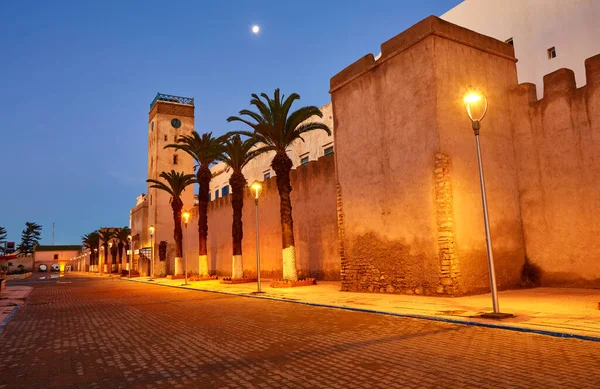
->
[282,246,298,281]
[199,255,209,277]
[231,255,243,279]
[175,257,183,276]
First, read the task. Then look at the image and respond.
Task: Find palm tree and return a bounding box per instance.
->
[165,132,225,277]
[147,170,196,276]
[228,89,331,281]
[116,227,131,273]
[82,231,100,272]
[109,242,118,273]
[217,135,261,279]
[98,229,115,274]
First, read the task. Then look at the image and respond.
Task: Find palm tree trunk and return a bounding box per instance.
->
[118,243,124,273]
[230,171,246,279]
[172,197,184,276]
[272,152,298,281]
[197,165,212,277]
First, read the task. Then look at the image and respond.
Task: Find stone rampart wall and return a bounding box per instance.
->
[183,155,340,279]
[509,54,600,286]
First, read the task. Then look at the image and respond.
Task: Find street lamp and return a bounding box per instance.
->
[100,245,105,274]
[182,211,190,286]
[127,235,132,278]
[94,248,98,273]
[463,86,511,318]
[148,225,155,281]
[250,181,263,293]
[108,242,113,273]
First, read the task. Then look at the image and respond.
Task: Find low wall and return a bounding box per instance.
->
[0,256,34,273]
[183,155,340,280]
[4,272,33,281]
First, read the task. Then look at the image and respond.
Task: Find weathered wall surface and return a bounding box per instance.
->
[432,29,525,294]
[0,256,34,272]
[183,155,339,279]
[509,55,600,286]
[330,16,525,295]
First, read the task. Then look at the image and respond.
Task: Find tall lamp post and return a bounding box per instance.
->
[108,242,113,273]
[128,235,132,278]
[100,246,105,274]
[463,86,511,319]
[182,211,190,286]
[94,248,98,273]
[149,225,155,281]
[250,181,263,294]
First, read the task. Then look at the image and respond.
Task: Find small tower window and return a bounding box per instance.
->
[263,171,271,180]
[151,122,154,131]
[300,156,309,166]
[221,186,229,197]
[164,135,167,141]
[547,46,556,59]
[173,154,178,165]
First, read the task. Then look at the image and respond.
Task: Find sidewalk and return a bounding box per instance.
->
[107,274,600,340]
[0,285,33,333]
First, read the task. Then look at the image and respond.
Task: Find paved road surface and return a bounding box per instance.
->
[0,276,598,388]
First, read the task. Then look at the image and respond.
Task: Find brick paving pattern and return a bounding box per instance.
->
[0,277,599,388]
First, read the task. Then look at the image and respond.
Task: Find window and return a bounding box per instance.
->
[164,135,167,141]
[173,154,178,165]
[221,185,229,196]
[300,155,309,166]
[53,254,58,260]
[215,190,219,200]
[505,37,514,46]
[151,122,154,131]
[324,146,334,157]
[263,171,271,180]
[207,193,211,202]
[174,135,177,142]
[547,46,556,59]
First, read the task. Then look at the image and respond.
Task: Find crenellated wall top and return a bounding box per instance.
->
[330,15,516,93]
[511,53,600,103]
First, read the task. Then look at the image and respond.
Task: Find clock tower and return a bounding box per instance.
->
[147,93,195,276]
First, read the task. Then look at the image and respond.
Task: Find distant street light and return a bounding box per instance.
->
[182,211,190,286]
[94,248,98,273]
[108,242,113,273]
[250,181,263,294]
[463,86,511,319]
[149,225,155,281]
[127,235,132,278]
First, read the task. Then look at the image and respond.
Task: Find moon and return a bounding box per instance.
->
[251,25,260,34]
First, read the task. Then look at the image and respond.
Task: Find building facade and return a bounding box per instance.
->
[441,0,600,98]
[34,245,81,272]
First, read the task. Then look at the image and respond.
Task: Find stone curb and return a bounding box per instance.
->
[121,278,600,343]
[0,305,21,335]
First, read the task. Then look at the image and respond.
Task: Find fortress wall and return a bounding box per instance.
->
[330,16,525,295]
[183,155,339,279]
[509,54,600,286]
[432,29,525,294]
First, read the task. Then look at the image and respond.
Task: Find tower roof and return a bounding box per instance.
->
[150,93,194,109]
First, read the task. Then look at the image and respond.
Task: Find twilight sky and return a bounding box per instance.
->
[0,0,461,245]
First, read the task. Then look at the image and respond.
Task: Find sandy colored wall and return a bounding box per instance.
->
[0,256,34,272]
[330,16,525,295]
[509,54,600,286]
[432,33,525,294]
[182,155,339,279]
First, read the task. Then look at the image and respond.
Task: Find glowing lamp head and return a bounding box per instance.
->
[127,235,132,241]
[250,181,262,200]
[94,248,98,253]
[183,211,190,224]
[252,25,260,34]
[149,225,155,235]
[108,242,112,248]
[463,86,488,124]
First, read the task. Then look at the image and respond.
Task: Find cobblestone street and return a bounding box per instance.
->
[0,277,599,389]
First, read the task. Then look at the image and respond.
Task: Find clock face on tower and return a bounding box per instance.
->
[171,118,182,128]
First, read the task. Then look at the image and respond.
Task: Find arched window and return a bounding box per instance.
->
[173,154,178,165]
